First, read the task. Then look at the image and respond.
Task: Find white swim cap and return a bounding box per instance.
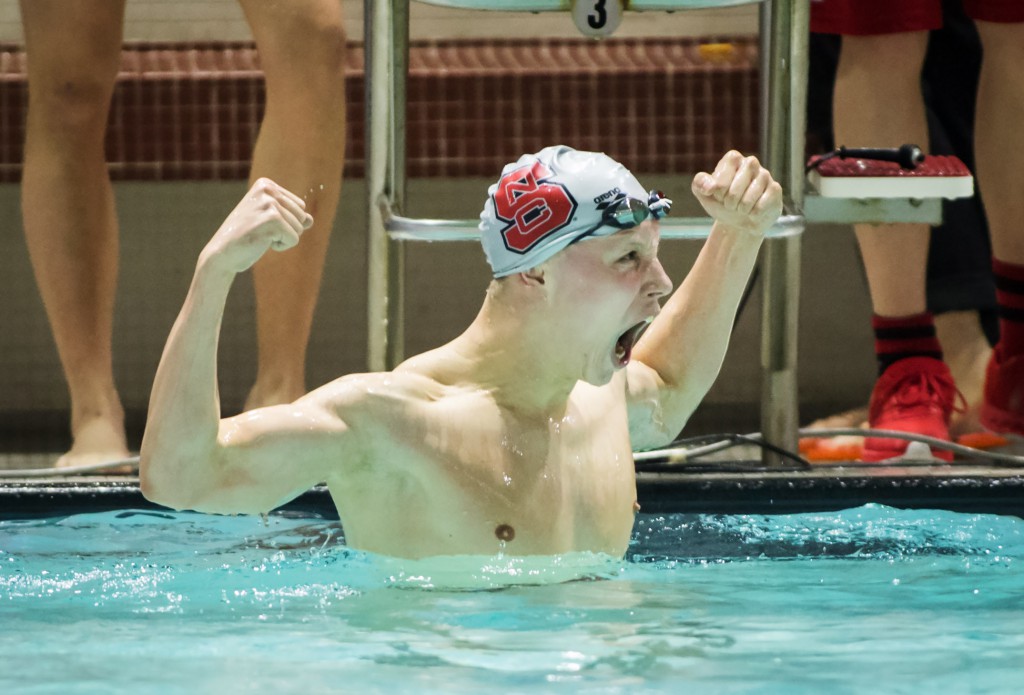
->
[479,146,669,278]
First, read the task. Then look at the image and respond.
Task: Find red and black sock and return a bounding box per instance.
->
[993,258,1024,359]
[873,312,943,376]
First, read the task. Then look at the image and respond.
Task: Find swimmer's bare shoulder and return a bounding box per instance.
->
[304,368,449,440]
[307,364,481,465]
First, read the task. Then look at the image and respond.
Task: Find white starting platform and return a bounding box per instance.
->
[803,153,975,225]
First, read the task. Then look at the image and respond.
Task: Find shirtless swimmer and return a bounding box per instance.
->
[140,146,782,559]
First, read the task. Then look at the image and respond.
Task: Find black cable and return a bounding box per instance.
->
[806,143,926,173]
[636,432,811,469]
[638,427,1024,468]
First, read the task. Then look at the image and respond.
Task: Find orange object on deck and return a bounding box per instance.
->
[799,437,865,463]
[956,431,1010,450]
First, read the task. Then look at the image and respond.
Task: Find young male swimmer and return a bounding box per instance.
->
[140,147,782,560]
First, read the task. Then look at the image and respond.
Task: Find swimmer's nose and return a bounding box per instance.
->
[646,258,673,298]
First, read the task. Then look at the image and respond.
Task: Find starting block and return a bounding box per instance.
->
[804,151,974,225]
[807,154,974,200]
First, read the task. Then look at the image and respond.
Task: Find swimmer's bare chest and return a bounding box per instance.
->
[327,390,638,559]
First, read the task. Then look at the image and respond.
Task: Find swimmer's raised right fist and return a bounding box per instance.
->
[199,178,314,275]
[691,151,782,238]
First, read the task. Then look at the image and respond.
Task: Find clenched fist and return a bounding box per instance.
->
[199,178,314,275]
[691,151,782,238]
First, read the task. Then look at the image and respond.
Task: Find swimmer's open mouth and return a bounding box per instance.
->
[614,320,651,366]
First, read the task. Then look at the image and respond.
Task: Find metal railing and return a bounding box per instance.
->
[364,0,810,464]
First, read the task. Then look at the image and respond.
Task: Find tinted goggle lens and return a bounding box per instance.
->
[609,197,650,227]
[606,190,671,228]
[569,189,672,246]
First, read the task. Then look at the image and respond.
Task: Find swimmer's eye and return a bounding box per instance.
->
[618,251,641,265]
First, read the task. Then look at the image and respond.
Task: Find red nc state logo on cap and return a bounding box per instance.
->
[492,161,578,254]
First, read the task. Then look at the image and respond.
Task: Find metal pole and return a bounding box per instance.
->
[386,0,410,368]
[365,0,395,372]
[788,1,809,209]
[758,0,808,464]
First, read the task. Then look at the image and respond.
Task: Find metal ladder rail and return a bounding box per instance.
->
[365,0,810,464]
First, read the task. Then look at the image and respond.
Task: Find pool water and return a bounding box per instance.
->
[2,505,1022,694]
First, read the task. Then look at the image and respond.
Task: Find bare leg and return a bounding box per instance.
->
[19,0,129,468]
[238,0,348,409]
[935,311,991,435]
[833,32,931,317]
[974,21,1024,265]
[973,20,1024,438]
[804,33,934,457]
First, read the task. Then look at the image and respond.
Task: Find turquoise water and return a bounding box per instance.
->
[2,505,1022,694]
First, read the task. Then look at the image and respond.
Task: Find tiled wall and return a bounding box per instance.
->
[0,37,760,182]
[0,1,761,181]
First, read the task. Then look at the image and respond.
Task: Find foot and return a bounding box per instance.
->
[805,406,868,431]
[979,349,1024,437]
[862,356,965,462]
[802,310,991,453]
[800,407,868,462]
[55,414,131,472]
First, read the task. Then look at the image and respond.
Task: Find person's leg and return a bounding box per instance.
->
[805,2,995,444]
[237,0,348,409]
[973,21,1024,265]
[922,1,994,434]
[974,18,1024,435]
[833,31,964,460]
[935,310,991,434]
[19,0,129,467]
[834,32,931,320]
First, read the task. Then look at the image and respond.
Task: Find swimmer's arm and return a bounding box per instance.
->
[625,224,762,448]
[141,179,336,514]
[627,152,781,449]
[145,386,360,515]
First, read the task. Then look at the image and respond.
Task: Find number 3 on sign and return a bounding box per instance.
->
[572,0,623,37]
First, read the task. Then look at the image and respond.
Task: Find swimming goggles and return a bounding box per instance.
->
[572,190,672,243]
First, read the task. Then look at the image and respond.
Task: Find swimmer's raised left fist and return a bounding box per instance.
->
[199,178,314,275]
[691,151,783,238]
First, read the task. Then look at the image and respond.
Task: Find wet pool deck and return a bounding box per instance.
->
[3,451,1023,520]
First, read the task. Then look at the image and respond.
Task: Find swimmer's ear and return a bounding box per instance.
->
[519,267,546,286]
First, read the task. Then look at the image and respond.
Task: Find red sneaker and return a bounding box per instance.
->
[979,350,1024,437]
[863,357,965,462]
